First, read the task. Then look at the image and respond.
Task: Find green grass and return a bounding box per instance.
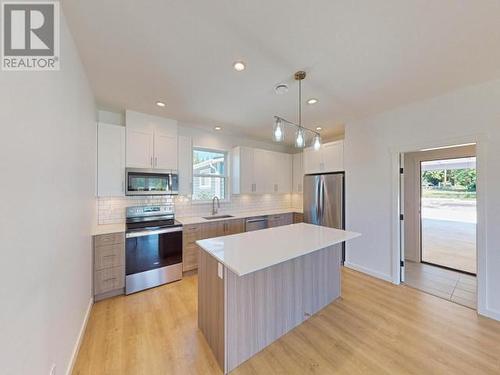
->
[422,189,476,200]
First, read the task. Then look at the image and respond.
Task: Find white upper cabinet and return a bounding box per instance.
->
[232,146,292,194]
[97,123,125,197]
[275,152,292,193]
[254,149,272,193]
[232,147,255,194]
[177,135,193,196]
[125,110,178,170]
[303,140,344,174]
[292,152,304,193]
[126,126,154,169]
[322,141,344,172]
[303,145,322,174]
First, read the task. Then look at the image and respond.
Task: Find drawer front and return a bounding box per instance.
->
[94,232,124,247]
[201,222,220,239]
[282,213,294,225]
[293,213,304,223]
[268,213,293,227]
[183,243,199,272]
[94,266,125,295]
[268,215,282,228]
[226,219,245,235]
[183,224,201,244]
[94,243,124,271]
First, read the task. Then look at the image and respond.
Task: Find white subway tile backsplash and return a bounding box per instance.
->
[97,194,295,224]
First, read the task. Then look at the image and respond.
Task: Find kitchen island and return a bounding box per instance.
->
[196,222,360,373]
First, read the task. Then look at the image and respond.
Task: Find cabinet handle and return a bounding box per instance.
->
[103,277,116,282]
[103,254,116,258]
[155,156,158,167]
[150,156,153,167]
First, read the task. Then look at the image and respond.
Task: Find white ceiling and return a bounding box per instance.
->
[62,0,500,143]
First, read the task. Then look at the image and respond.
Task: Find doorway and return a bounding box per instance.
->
[420,157,476,274]
[401,144,477,309]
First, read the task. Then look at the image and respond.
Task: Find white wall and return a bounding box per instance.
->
[0,13,96,375]
[344,78,500,321]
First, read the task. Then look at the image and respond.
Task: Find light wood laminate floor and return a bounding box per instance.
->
[73,268,500,375]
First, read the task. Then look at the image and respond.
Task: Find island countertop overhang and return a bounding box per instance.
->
[196,222,361,277]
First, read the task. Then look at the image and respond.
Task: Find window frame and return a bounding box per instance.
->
[192,147,230,203]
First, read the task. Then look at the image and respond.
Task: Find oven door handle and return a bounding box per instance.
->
[126,226,183,238]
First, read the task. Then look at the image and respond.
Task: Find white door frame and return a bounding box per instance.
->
[390,134,488,315]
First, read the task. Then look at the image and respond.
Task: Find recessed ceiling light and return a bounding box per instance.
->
[233,61,246,71]
[155,101,166,107]
[316,126,322,131]
[214,126,222,131]
[307,98,319,105]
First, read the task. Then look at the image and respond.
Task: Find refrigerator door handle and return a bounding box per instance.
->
[316,178,321,223]
[319,179,325,223]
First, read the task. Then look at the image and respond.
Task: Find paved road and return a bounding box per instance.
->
[421,197,476,223]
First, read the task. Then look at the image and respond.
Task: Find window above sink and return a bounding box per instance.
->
[192,148,228,202]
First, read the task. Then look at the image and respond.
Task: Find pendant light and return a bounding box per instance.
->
[272,71,321,150]
[295,71,305,148]
[273,117,284,142]
[295,127,305,148]
[313,134,321,150]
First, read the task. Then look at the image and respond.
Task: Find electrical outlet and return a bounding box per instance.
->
[217,262,223,279]
[49,364,56,375]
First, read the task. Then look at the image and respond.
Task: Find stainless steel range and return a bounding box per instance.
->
[125,205,183,294]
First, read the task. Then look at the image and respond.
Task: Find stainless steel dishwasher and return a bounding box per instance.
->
[245,217,268,232]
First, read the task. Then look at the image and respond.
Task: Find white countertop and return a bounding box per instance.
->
[176,208,302,225]
[196,223,360,276]
[92,208,303,235]
[92,223,126,236]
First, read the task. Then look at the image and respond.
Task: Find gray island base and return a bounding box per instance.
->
[196,223,360,373]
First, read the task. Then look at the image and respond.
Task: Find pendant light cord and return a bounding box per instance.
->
[298,78,302,127]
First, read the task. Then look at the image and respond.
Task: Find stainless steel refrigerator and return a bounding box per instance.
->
[303,172,345,260]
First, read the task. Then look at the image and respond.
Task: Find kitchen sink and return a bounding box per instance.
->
[202,214,234,220]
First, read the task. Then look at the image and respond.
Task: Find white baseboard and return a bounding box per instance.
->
[478,306,500,322]
[66,298,93,375]
[344,261,393,283]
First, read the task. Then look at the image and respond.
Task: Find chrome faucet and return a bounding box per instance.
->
[212,196,220,216]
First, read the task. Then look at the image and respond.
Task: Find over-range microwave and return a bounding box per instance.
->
[125,168,179,196]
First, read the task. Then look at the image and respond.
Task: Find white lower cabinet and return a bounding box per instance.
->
[303,140,344,174]
[97,123,125,197]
